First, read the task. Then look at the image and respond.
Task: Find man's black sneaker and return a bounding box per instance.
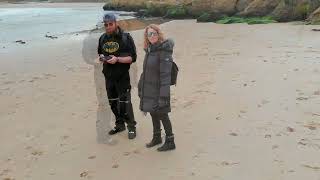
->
[128,130,136,140]
[108,126,126,135]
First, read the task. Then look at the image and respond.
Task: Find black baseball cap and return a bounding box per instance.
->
[103,13,117,22]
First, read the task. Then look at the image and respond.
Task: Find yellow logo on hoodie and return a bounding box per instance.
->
[103,41,119,53]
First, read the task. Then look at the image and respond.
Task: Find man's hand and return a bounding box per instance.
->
[107,55,118,64]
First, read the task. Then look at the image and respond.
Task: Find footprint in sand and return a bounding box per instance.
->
[198,81,214,88]
[80,171,89,178]
[65,67,75,72]
[302,164,320,170]
[3,178,15,180]
[183,100,195,108]
[112,164,119,169]
[133,149,141,154]
[43,73,56,79]
[220,161,239,166]
[298,139,308,146]
[2,81,14,85]
[194,90,210,94]
[286,127,295,133]
[0,169,11,177]
[261,99,270,105]
[296,97,309,101]
[274,159,284,164]
[88,156,96,160]
[193,154,200,159]
[25,146,32,150]
[313,90,320,96]
[272,145,279,149]
[265,134,272,138]
[31,150,44,156]
[30,76,42,82]
[229,132,238,137]
[258,100,270,108]
[240,110,247,114]
[304,124,317,131]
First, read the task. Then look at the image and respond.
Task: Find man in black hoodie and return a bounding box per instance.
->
[98,13,137,139]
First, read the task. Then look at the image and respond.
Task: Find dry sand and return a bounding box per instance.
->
[1,17,320,180]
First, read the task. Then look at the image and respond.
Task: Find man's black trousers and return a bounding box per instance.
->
[104,73,136,131]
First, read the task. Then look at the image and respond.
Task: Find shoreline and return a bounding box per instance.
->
[0,2,169,53]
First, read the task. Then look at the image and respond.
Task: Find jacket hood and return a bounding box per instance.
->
[159,38,174,51]
[147,38,175,52]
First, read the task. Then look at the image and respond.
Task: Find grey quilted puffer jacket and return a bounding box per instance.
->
[138,39,174,113]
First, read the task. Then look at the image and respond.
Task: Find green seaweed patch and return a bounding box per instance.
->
[216,16,277,24]
[197,12,211,22]
[165,5,189,19]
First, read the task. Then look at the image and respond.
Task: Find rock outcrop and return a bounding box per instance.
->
[307,6,320,24]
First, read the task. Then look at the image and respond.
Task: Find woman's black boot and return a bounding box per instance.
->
[146,132,162,148]
[157,135,175,151]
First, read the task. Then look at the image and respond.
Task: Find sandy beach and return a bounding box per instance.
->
[1,3,320,179]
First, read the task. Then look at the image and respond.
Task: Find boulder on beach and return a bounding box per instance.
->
[237,0,281,17]
[104,0,320,22]
[307,6,320,24]
[271,0,320,22]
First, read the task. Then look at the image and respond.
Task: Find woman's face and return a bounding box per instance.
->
[147,28,159,45]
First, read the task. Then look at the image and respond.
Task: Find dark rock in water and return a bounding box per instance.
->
[15,40,26,44]
[312,28,320,31]
[136,9,148,18]
[103,3,117,11]
[45,34,58,39]
[3,46,5,49]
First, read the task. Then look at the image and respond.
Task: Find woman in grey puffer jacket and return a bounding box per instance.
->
[138,24,175,151]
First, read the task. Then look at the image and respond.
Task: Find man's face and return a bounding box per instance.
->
[104,21,117,34]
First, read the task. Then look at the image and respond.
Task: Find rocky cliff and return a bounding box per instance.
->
[104,0,320,24]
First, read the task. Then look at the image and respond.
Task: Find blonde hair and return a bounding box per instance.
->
[144,24,165,49]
